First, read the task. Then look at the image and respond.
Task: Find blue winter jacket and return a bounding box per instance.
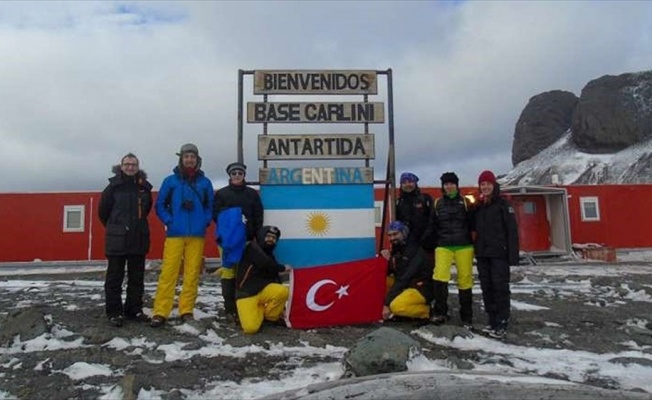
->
[155,167,214,237]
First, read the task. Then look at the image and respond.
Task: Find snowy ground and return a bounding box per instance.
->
[0,254,651,399]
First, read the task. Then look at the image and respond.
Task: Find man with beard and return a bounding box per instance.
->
[235,226,291,334]
[98,153,153,327]
[150,144,214,327]
[380,221,433,322]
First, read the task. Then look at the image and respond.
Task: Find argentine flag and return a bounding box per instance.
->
[261,185,376,268]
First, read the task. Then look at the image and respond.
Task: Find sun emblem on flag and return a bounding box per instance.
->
[306,211,331,236]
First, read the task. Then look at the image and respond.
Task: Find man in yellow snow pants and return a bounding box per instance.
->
[150,144,214,327]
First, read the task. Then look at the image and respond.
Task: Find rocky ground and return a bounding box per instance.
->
[1,261,652,399]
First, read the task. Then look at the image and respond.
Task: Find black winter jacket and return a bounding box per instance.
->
[385,242,433,306]
[236,240,285,299]
[428,194,474,247]
[396,188,433,249]
[474,185,520,265]
[98,167,153,256]
[213,183,264,241]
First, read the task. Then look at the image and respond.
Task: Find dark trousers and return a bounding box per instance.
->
[476,257,511,329]
[105,255,146,318]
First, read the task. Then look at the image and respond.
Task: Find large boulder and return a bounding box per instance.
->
[512,90,578,166]
[571,71,652,153]
[343,327,421,377]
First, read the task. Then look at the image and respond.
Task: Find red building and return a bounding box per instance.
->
[1,184,651,262]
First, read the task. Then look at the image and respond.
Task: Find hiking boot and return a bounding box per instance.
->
[488,328,507,339]
[462,322,474,330]
[481,325,494,335]
[180,313,194,323]
[125,312,151,323]
[429,314,449,325]
[108,316,124,328]
[150,316,166,328]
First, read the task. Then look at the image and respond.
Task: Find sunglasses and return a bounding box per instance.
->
[230,171,245,176]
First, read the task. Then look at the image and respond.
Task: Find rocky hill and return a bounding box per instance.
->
[507,70,652,185]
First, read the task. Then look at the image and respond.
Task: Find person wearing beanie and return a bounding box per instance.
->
[151,143,214,327]
[379,221,433,322]
[396,172,435,261]
[213,161,264,324]
[425,171,475,328]
[98,153,153,327]
[235,225,291,334]
[474,170,519,339]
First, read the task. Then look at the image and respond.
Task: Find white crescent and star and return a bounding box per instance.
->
[305,279,350,312]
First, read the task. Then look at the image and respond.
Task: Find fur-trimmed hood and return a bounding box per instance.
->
[109,165,151,188]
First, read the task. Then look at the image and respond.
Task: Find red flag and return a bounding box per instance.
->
[286,257,387,329]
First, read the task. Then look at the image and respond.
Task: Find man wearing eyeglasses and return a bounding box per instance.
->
[213,162,264,324]
[98,153,153,327]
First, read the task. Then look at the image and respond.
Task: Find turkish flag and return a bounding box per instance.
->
[286,257,387,329]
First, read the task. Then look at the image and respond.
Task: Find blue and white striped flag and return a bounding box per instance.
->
[261,185,376,268]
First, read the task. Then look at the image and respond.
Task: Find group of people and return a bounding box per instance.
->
[98,145,518,338]
[381,170,520,339]
[99,143,288,335]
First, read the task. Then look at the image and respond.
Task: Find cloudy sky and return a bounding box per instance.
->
[1,1,651,192]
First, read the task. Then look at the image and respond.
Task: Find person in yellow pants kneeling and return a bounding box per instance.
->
[380,221,433,322]
[236,226,291,334]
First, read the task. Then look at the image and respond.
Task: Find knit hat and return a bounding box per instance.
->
[388,220,410,238]
[226,162,246,176]
[440,172,459,186]
[400,172,419,184]
[176,143,199,156]
[478,170,497,185]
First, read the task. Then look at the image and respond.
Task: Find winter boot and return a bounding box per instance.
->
[458,288,473,327]
[221,278,239,324]
[429,280,449,325]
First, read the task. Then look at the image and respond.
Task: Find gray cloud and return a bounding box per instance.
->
[0,1,650,192]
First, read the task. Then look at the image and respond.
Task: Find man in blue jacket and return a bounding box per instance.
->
[151,143,214,327]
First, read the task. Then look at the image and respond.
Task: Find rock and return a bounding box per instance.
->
[609,357,652,368]
[572,71,652,153]
[344,327,421,377]
[512,90,578,165]
[121,374,138,400]
[0,307,49,346]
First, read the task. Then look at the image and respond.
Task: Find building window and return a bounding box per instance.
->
[579,197,600,221]
[374,201,384,227]
[63,205,85,232]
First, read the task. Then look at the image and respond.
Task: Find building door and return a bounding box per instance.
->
[512,196,551,252]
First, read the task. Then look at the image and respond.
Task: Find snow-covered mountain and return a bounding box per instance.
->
[506,70,652,185]
[504,132,652,185]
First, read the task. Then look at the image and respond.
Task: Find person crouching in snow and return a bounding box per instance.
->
[380,221,433,322]
[474,170,520,339]
[235,226,291,334]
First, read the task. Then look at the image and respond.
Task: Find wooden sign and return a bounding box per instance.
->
[254,70,377,95]
[258,134,375,160]
[247,102,384,123]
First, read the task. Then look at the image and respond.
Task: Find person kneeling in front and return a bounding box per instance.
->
[235,226,291,334]
[380,221,433,322]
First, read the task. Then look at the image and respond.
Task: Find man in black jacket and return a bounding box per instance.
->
[396,172,435,259]
[380,221,433,321]
[474,170,519,339]
[235,226,291,334]
[98,153,153,327]
[213,162,264,323]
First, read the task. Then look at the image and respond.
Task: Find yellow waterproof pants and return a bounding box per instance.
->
[236,283,289,334]
[388,287,430,319]
[433,247,474,290]
[152,237,205,318]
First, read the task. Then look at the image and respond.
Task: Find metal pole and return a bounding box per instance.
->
[237,69,244,163]
[386,68,396,223]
